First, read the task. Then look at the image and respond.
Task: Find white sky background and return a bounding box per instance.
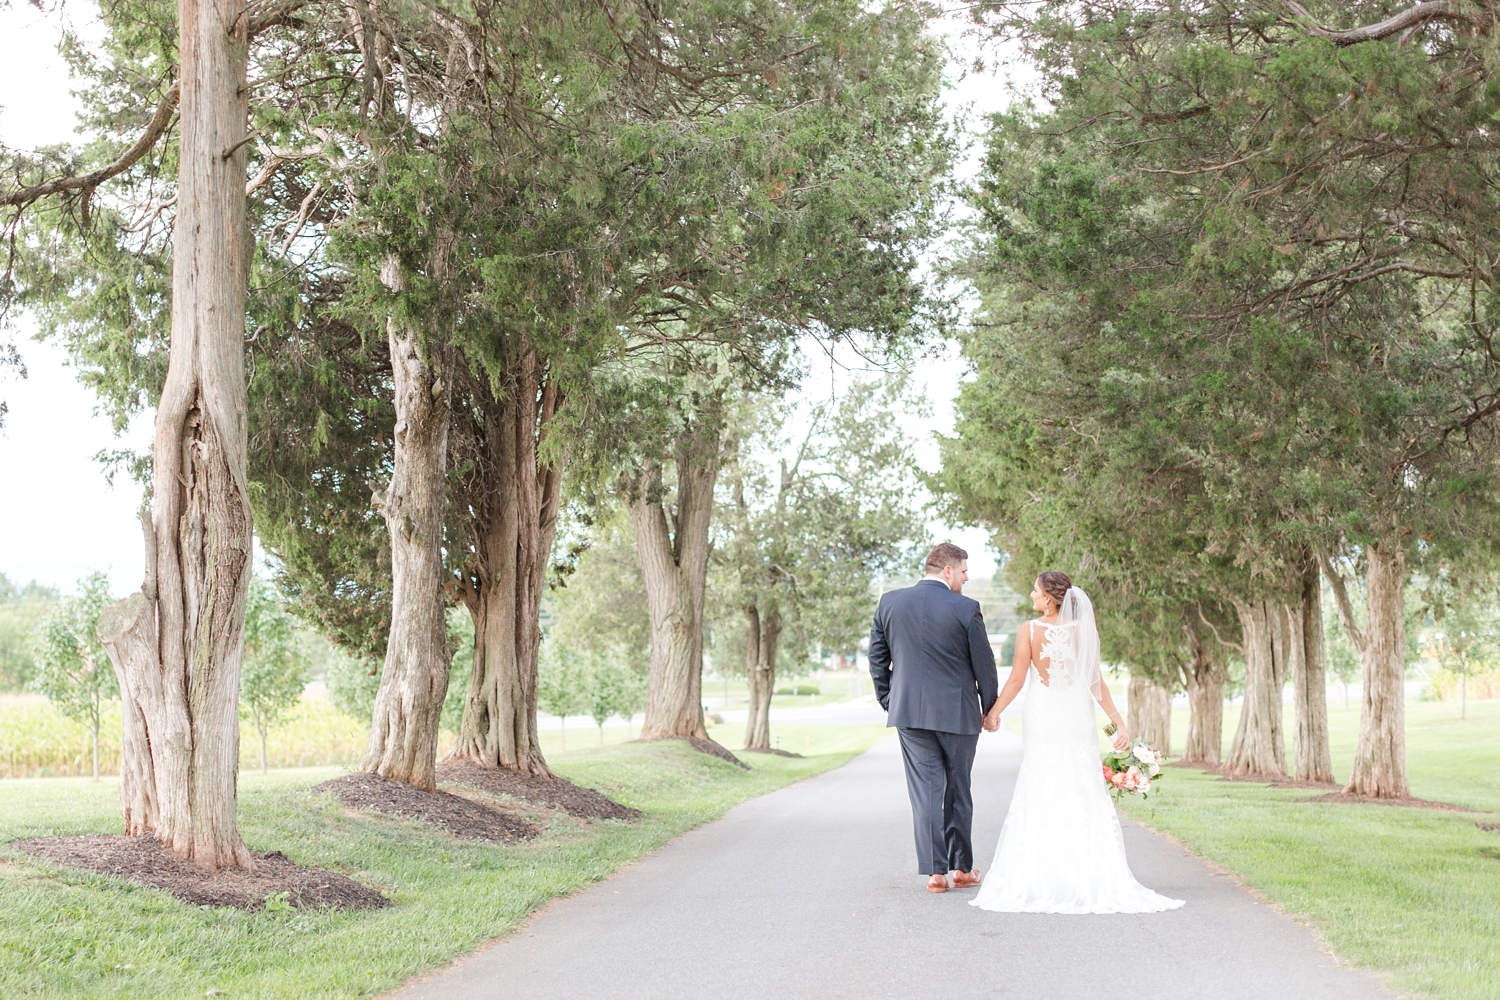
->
[0,6,1027,594]
[0,2,155,595]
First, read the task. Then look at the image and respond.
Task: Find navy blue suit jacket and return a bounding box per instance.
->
[868,579,999,734]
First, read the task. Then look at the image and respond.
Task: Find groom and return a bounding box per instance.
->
[869,543,1000,894]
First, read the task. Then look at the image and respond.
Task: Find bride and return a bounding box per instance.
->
[971,571,1184,915]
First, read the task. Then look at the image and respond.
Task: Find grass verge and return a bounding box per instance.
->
[0,723,888,1000]
[1118,699,1500,1000]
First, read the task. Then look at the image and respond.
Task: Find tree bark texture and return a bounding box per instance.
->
[362,312,452,792]
[1226,599,1287,777]
[97,0,254,871]
[1293,557,1334,783]
[742,604,781,750]
[1346,541,1409,797]
[1126,673,1172,755]
[630,427,720,742]
[447,350,565,777]
[1182,626,1224,765]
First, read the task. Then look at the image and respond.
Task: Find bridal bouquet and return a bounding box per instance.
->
[1100,739,1164,799]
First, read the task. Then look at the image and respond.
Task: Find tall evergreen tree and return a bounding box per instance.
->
[948,0,1500,795]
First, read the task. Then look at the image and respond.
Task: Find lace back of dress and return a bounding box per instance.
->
[1055,587,1104,701]
[1038,621,1082,690]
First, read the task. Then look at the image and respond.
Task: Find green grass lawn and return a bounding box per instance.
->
[697,671,876,714]
[535,717,856,757]
[0,724,888,1000]
[1119,698,1500,1000]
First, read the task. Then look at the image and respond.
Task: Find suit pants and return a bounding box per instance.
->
[897,727,980,875]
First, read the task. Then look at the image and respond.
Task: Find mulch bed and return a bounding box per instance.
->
[1216,774,1341,790]
[1301,791,1473,811]
[633,735,751,769]
[13,835,386,911]
[1479,822,1500,833]
[437,761,641,821]
[742,747,803,758]
[1186,764,1469,809]
[1191,764,1337,789]
[314,773,538,842]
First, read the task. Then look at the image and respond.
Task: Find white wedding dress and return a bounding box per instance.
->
[972,590,1184,915]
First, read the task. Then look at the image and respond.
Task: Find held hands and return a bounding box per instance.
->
[982,706,1002,732]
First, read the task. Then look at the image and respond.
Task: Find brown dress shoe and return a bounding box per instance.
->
[951,869,982,888]
[927,874,950,893]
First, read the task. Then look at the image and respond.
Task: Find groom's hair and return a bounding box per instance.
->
[923,542,968,573]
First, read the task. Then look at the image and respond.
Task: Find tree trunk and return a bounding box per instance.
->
[96,0,255,869]
[1346,541,1409,798]
[1270,601,1289,695]
[1126,673,1171,754]
[362,302,452,793]
[102,591,161,837]
[630,424,719,742]
[1182,627,1223,765]
[743,605,781,750]
[1292,557,1334,783]
[448,352,564,777]
[1225,599,1286,777]
[742,605,762,745]
[258,718,268,775]
[91,713,100,781]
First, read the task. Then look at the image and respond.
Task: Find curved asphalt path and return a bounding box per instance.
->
[392,731,1389,1000]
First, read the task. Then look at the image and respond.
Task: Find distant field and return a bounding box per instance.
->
[0,693,367,778]
[0,695,124,778]
[0,671,878,778]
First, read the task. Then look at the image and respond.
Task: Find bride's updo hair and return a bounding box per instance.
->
[1036,571,1072,610]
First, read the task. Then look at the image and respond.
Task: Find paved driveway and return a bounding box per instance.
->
[393,730,1389,1000]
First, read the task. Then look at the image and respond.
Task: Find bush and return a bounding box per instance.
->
[241,578,310,773]
[1426,666,1500,701]
[30,572,117,778]
[326,646,383,722]
[0,575,59,692]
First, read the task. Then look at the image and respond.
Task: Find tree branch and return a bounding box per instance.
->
[244,145,323,196]
[1319,552,1367,655]
[1282,1,1487,46]
[245,0,313,36]
[0,82,179,210]
[1196,601,1243,653]
[277,179,323,255]
[1137,149,1265,176]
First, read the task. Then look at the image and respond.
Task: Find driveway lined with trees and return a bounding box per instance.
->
[394,734,1389,1000]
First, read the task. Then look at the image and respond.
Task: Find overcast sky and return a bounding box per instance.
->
[0,6,1022,595]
